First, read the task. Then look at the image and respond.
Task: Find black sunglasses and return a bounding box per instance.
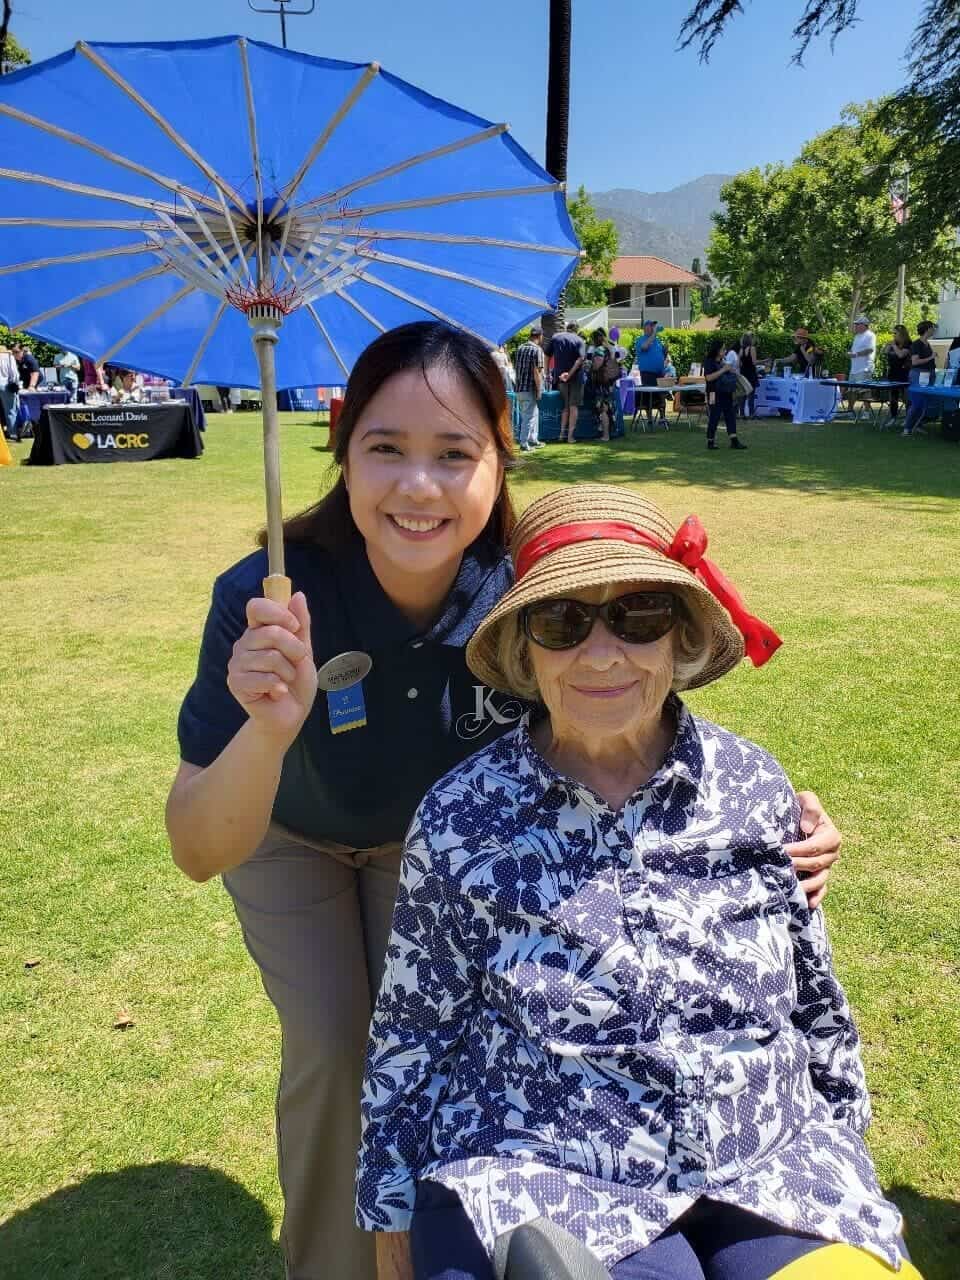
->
[522,591,679,651]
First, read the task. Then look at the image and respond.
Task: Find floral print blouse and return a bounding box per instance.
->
[356,699,904,1270]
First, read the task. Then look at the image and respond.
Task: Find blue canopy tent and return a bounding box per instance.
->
[0,36,579,595]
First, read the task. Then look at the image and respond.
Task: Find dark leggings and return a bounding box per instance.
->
[707,392,738,441]
[406,1181,895,1280]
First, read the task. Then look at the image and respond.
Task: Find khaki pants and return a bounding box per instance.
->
[223,823,403,1280]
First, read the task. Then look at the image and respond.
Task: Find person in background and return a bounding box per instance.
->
[843,315,876,414]
[55,349,81,400]
[779,327,820,377]
[847,316,876,381]
[11,342,40,391]
[216,386,233,413]
[587,326,616,443]
[112,370,144,404]
[490,345,515,394]
[634,319,667,427]
[661,344,678,379]
[545,319,586,443]
[884,326,912,420]
[901,319,938,437]
[0,343,21,442]
[738,332,759,417]
[513,325,545,452]
[704,338,746,450]
[945,335,960,382]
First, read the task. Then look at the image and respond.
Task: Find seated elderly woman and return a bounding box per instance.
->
[357,484,918,1280]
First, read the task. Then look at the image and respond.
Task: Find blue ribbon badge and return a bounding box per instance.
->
[317,651,373,736]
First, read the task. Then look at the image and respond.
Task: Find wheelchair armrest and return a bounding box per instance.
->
[494,1217,613,1280]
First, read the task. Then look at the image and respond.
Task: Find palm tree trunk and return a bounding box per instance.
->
[543,0,571,335]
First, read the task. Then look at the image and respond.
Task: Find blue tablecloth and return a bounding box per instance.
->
[15,389,70,432]
[754,376,840,423]
[510,387,623,442]
[277,387,320,412]
[905,383,960,409]
[171,387,206,432]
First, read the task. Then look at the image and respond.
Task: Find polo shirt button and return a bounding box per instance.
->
[407,688,418,699]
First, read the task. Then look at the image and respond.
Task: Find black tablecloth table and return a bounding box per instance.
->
[27,403,203,465]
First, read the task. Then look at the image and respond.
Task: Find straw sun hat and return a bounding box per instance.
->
[466,484,781,694]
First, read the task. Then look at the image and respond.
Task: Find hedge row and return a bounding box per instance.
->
[614,328,896,380]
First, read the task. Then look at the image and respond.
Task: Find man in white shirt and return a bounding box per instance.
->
[848,316,876,380]
[0,346,21,442]
[845,315,876,415]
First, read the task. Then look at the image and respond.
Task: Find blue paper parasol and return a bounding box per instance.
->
[0,36,579,596]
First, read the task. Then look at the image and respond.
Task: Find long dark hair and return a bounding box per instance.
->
[265,323,518,552]
[705,338,724,361]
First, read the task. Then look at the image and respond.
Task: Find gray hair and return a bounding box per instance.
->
[493,585,713,702]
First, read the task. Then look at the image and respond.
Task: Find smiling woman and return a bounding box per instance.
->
[164,322,523,1280]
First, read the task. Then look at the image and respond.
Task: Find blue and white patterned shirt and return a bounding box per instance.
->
[356,700,904,1270]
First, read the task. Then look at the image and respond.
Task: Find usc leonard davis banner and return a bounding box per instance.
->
[27,403,203,465]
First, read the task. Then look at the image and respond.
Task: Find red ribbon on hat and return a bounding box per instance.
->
[514,517,782,667]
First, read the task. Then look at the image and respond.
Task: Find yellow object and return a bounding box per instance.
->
[772,1243,923,1279]
[0,433,14,467]
[72,432,92,449]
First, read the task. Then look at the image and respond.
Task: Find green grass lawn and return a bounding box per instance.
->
[1,413,958,1278]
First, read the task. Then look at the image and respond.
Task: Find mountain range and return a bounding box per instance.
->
[587,174,733,271]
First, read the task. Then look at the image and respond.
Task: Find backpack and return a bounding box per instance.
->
[592,344,620,385]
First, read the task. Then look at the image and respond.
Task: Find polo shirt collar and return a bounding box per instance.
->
[333,535,510,652]
[516,694,705,809]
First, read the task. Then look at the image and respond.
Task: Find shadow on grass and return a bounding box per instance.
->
[513,420,960,506]
[0,1162,283,1280]
[888,1183,960,1280]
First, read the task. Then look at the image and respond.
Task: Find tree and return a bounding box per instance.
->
[706,100,960,329]
[679,1,860,63]
[564,186,618,307]
[678,2,960,221]
[0,3,30,75]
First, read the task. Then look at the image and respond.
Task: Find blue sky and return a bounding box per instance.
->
[14,0,918,194]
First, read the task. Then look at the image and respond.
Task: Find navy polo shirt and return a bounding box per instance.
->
[177,536,521,847]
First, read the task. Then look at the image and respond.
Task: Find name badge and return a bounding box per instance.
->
[318,651,372,735]
[317,651,372,692]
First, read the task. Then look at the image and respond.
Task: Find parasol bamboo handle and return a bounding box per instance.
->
[263,573,292,604]
[250,308,290,605]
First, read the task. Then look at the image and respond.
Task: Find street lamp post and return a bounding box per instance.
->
[247,0,316,50]
[894,169,909,326]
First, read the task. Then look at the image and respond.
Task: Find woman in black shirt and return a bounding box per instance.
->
[884,325,912,420]
[704,339,746,449]
[902,320,938,436]
[739,332,759,416]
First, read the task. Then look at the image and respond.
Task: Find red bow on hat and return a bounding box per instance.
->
[515,516,782,667]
